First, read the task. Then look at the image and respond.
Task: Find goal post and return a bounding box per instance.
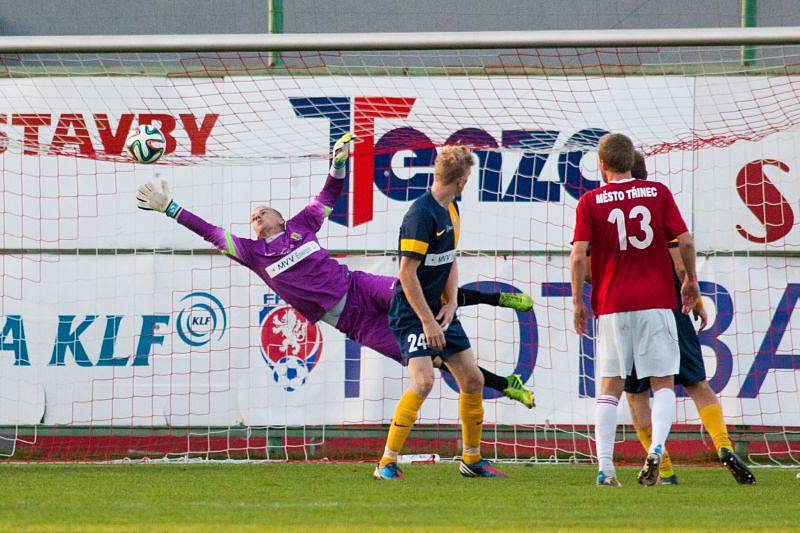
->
[0,28,799,464]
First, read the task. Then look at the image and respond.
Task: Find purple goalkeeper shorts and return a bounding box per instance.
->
[334,270,404,364]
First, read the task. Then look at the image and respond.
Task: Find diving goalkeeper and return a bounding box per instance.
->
[136,133,534,408]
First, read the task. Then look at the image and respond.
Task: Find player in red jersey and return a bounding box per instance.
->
[570,133,700,487]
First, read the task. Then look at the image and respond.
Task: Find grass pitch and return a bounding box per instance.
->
[1,463,798,531]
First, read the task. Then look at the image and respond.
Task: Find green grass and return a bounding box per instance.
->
[1,463,798,531]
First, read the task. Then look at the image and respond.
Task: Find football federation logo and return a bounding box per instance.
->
[259,299,322,392]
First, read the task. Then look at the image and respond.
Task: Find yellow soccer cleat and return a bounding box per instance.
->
[498,292,533,312]
[503,374,535,409]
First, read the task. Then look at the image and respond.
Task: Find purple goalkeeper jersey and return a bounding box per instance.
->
[176,174,350,323]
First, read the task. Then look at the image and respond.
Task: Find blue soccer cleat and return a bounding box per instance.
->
[597,471,622,487]
[373,462,404,480]
[459,459,508,478]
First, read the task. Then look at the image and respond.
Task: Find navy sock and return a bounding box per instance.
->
[457,287,500,307]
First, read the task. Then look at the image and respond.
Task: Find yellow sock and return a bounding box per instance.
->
[635,426,652,452]
[699,403,733,452]
[379,389,424,468]
[460,391,484,465]
[659,450,674,477]
[635,425,674,477]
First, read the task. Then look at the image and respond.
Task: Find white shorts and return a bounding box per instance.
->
[596,308,679,379]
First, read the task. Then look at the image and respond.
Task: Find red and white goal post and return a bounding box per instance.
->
[0,28,799,464]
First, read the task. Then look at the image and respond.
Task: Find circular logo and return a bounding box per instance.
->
[176,292,227,347]
[260,305,322,391]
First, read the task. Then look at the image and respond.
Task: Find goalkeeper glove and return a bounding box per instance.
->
[330,132,353,179]
[136,180,182,219]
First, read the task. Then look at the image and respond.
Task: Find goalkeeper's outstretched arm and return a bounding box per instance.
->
[287,132,352,233]
[136,180,252,265]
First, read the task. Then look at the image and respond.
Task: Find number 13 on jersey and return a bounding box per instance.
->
[607,205,654,250]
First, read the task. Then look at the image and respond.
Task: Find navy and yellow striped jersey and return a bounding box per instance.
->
[394,191,461,310]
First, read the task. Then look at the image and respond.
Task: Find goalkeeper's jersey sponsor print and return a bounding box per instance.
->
[176,174,350,323]
[390,191,460,317]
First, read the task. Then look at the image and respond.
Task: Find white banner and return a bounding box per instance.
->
[0,254,797,427]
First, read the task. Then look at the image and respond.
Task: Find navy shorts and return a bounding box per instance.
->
[391,314,471,363]
[624,309,707,393]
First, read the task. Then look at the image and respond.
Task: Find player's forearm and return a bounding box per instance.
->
[570,252,588,305]
[668,247,687,282]
[677,233,698,282]
[442,260,458,304]
[399,270,437,324]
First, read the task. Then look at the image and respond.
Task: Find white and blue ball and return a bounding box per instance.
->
[125,125,166,164]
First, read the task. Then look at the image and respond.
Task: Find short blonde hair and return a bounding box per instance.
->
[434,145,474,185]
[598,133,634,173]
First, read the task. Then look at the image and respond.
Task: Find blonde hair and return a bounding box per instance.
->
[434,145,474,185]
[597,133,634,173]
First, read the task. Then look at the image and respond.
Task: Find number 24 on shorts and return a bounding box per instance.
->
[407,332,428,353]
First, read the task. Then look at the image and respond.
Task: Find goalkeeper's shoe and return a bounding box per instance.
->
[498,292,533,312]
[596,471,622,487]
[459,459,508,478]
[373,462,404,480]
[638,445,663,487]
[503,374,535,409]
[719,447,756,484]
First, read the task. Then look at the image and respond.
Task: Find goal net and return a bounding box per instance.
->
[0,32,798,464]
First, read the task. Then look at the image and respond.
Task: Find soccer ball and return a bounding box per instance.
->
[125,125,166,164]
[272,356,310,392]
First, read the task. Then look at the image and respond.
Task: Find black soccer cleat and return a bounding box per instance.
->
[719,447,756,484]
[658,473,679,485]
[638,446,662,487]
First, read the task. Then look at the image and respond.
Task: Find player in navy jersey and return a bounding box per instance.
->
[571,133,699,487]
[375,145,507,480]
[624,150,755,484]
[136,134,534,407]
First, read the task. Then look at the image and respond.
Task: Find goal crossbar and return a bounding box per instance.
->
[1,26,800,53]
